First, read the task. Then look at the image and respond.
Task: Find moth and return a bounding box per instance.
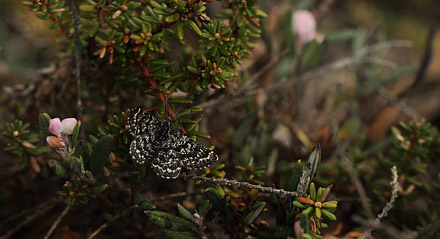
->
[127,108,218,179]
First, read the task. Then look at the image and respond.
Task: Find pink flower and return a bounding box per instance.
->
[46,117,78,151]
[292,10,318,44]
[48,118,78,137]
[49,118,63,137]
[60,118,77,135]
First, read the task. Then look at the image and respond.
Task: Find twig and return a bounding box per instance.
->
[43,199,75,239]
[87,205,139,239]
[70,0,83,120]
[196,40,412,110]
[409,27,436,91]
[0,202,56,239]
[238,48,290,94]
[180,173,298,197]
[152,190,204,202]
[362,166,399,239]
[353,215,417,239]
[376,84,421,120]
[1,197,61,224]
[332,121,375,219]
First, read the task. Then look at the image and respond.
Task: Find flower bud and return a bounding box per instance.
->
[46,136,65,149]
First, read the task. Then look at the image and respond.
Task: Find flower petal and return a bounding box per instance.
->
[292,10,317,44]
[61,118,77,135]
[49,118,63,137]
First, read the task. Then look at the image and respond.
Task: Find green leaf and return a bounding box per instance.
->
[79,4,95,11]
[92,184,108,194]
[38,113,52,138]
[177,204,193,221]
[89,136,114,175]
[49,160,66,177]
[188,130,211,139]
[71,121,81,150]
[321,209,337,220]
[188,20,202,36]
[144,210,196,232]
[292,201,307,209]
[134,192,156,210]
[205,185,225,205]
[162,229,197,239]
[309,182,316,201]
[243,202,266,225]
[288,160,303,192]
[177,22,184,40]
[299,213,311,234]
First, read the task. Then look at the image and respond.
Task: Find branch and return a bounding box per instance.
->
[0,201,56,239]
[196,40,412,110]
[70,0,83,120]
[87,205,139,239]
[332,121,375,219]
[362,166,399,239]
[1,197,61,224]
[353,215,417,239]
[43,199,75,239]
[180,173,298,197]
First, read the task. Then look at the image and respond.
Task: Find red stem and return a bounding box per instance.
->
[138,62,176,120]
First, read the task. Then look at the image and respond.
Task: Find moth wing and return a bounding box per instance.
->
[129,135,156,165]
[128,108,162,136]
[151,148,182,179]
[167,130,218,170]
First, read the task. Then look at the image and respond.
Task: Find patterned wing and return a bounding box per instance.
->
[128,108,162,137]
[151,148,182,179]
[166,130,218,170]
[129,135,157,165]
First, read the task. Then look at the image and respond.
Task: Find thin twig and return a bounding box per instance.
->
[43,199,75,239]
[332,121,375,219]
[353,215,417,239]
[1,197,61,224]
[180,173,298,197]
[70,0,82,120]
[0,202,56,239]
[376,84,421,120]
[87,205,139,239]
[196,40,412,110]
[362,166,399,239]
[152,190,204,202]
[238,48,290,94]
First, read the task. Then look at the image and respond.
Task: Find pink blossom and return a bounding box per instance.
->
[49,118,63,137]
[48,117,78,136]
[61,118,77,135]
[46,117,78,151]
[292,10,318,44]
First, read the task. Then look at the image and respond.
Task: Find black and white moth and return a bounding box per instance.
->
[127,108,218,179]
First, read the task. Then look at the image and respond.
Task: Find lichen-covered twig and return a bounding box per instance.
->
[362,166,400,239]
[180,173,298,197]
